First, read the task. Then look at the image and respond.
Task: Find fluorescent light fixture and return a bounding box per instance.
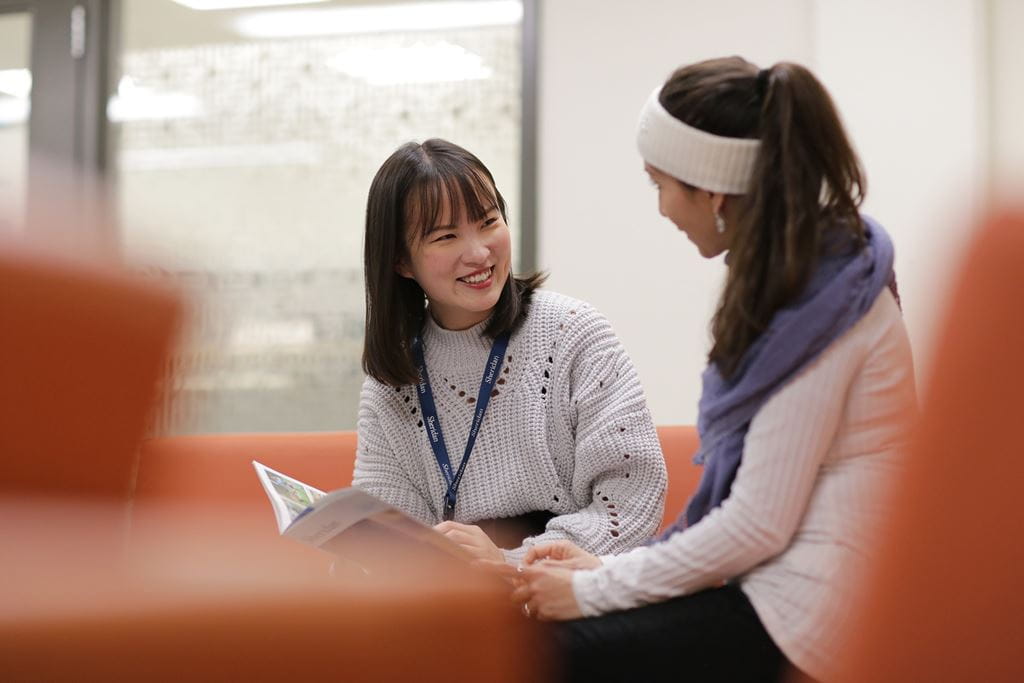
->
[107,76,204,123]
[171,0,329,10]
[327,41,491,85]
[0,69,31,99]
[233,1,522,38]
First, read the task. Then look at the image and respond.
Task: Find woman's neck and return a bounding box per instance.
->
[428,304,492,331]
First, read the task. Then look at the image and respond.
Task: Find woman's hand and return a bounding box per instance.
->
[511,563,583,621]
[434,521,504,563]
[524,540,602,570]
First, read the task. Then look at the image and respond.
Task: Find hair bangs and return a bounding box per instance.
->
[405,152,500,242]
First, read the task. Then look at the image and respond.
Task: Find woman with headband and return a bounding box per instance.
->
[509,57,917,682]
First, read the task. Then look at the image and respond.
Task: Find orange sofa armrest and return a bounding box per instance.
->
[656,425,702,532]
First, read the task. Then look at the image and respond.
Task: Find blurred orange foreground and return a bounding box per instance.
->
[0,241,549,682]
[818,208,1024,682]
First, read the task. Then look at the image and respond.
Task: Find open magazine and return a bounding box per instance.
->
[252,461,469,568]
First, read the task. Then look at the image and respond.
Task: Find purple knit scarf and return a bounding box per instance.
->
[654,216,896,542]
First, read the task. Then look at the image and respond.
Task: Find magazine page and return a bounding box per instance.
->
[252,462,469,571]
[252,460,327,534]
[349,507,472,561]
[285,488,471,565]
[283,487,393,543]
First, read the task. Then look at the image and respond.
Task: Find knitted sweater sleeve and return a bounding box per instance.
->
[505,305,667,564]
[352,380,435,526]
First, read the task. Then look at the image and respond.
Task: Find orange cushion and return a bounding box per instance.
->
[1,499,549,682]
[135,431,355,505]
[133,426,702,536]
[132,432,357,568]
[825,209,1024,682]
[0,245,181,499]
[656,425,702,531]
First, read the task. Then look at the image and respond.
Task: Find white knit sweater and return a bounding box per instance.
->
[573,289,916,681]
[353,289,668,564]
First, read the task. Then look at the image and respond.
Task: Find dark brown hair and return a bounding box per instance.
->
[362,138,544,387]
[659,56,866,378]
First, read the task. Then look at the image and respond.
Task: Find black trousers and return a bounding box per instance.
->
[552,584,788,683]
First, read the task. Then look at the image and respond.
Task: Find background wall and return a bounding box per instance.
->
[537,0,1015,425]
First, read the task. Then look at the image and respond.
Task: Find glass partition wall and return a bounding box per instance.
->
[0,10,30,234]
[115,0,527,433]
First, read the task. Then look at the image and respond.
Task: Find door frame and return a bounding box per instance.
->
[1,0,118,240]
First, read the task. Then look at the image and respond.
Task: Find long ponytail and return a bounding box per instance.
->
[661,58,866,378]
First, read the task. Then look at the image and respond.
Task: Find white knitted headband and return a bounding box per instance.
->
[636,86,760,194]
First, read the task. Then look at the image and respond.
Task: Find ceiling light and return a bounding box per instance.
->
[327,41,491,85]
[171,0,329,10]
[233,1,522,38]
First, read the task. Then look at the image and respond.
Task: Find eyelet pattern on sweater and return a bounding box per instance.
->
[353,289,668,563]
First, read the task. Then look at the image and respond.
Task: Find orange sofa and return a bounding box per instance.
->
[130,426,702,547]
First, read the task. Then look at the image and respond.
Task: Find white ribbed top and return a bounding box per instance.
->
[573,289,917,680]
[353,290,668,564]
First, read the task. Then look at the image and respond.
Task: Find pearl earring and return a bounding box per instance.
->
[714,212,726,234]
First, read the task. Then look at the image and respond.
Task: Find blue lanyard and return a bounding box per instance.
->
[412,331,510,522]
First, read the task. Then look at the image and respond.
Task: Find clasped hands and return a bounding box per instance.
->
[435,521,601,622]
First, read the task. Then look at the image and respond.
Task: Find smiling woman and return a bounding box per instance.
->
[394,146,513,332]
[354,138,668,565]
